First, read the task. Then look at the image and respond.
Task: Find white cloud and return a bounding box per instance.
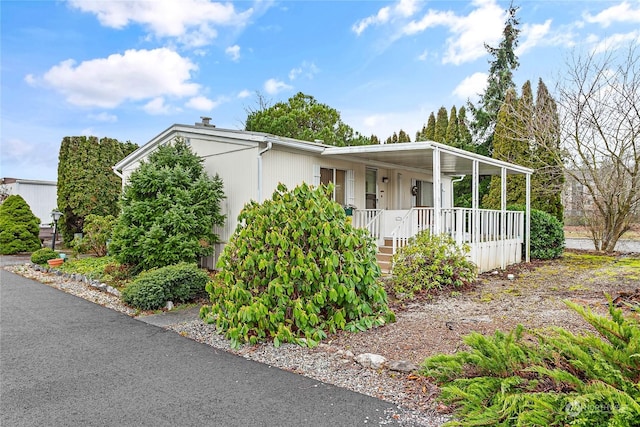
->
[288,61,319,80]
[41,48,200,108]
[88,112,117,122]
[584,1,640,28]
[453,72,487,101]
[352,6,392,35]
[417,50,429,61]
[591,30,640,54]
[226,45,241,61]
[144,97,172,115]
[264,78,292,95]
[80,128,94,136]
[68,0,255,47]
[237,89,252,98]
[24,74,37,86]
[356,0,506,65]
[186,96,219,111]
[352,0,423,35]
[517,20,552,55]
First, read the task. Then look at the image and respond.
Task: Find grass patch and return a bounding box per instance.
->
[561,252,615,269]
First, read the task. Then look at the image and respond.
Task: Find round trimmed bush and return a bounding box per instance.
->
[200,183,395,348]
[391,231,477,298]
[121,262,209,310]
[121,281,167,311]
[31,248,59,265]
[0,195,41,255]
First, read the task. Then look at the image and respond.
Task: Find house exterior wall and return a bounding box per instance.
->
[3,179,57,226]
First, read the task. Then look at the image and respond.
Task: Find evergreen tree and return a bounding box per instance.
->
[110,138,225,271]
[483,88,527,208]
[434,107,449,143]
[57,136,137,244]
[469,3,521,156]
[532,78,564,221]
[416,112,437,141]
[398,129,411,143]
[445,106,459,145]
[456,106,473,150]
[0,195,41,254]
[370,135,381,145]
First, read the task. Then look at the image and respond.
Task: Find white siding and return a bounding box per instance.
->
[200,145,258,243]
[7,181,57,226]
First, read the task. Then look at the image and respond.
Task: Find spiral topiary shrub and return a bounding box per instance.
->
[30,248,59,265]
[200,183,395,348]
[391,231,477,299]
[122,262,209,310]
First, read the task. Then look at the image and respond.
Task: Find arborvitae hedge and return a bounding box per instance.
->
[201,183,395,348]
[57,136,137,244]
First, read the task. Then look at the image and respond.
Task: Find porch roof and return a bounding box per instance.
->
[322,141,533,176]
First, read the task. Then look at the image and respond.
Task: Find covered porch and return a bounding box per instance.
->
[322,142,533,273]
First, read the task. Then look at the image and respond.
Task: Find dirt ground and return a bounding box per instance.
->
[328,249,640,365]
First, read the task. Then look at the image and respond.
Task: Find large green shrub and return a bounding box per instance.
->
[122,263,209,310]
[200,183,395,348]
[530,208,564,259]
[71,214,115,257]
[110,138,225,272]
[391,231,477,299]
[0,195,41,255]
[508,205,565,260]
[421,300,640,426]
[30,248,59,265]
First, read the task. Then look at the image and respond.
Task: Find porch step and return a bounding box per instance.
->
[376,240,394,274]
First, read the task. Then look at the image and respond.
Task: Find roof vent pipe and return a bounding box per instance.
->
[198,116,214,127]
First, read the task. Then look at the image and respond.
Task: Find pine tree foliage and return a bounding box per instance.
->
[421,300,640,426]
[468,3,521,156]
[483,88,528,209]
[57,136,137,243]
[434,106,449,143]
[531,79,564,221]
[446,106,459,146]
[398,129,411,143]
[110,138,225,271]
[0,195,41,255]
[424,112,436,141]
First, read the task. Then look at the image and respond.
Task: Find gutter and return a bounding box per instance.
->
[257,140,273,202]
[450,175,465,206]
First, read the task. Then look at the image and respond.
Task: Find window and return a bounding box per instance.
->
[320,167,346,205]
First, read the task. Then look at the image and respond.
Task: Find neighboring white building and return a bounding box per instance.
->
[114,120,533,273]
[1,178,57,226]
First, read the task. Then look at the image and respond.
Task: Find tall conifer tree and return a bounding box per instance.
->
[434,107,449,143]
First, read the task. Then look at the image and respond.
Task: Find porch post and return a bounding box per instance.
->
[432,147,441,234]
[472,160,479,266]
[500,167,507,269]
[525,172,531,263]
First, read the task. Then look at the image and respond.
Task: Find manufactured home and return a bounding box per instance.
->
[114,120,533,273]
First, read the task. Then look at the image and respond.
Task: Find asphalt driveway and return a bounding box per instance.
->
[0,270,399,426]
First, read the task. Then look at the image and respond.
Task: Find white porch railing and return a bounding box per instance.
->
[352,209,383,242]
[389,207,524,255]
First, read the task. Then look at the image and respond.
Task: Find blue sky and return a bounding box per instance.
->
[2,0,639,181]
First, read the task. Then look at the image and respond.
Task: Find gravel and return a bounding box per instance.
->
[5,263,450,427]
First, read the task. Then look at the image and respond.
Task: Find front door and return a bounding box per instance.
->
[365,168,377,209]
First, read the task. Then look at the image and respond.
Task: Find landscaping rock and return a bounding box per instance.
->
[388,360,420,373]
[355,353,387,369]
[165,301,174,310]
